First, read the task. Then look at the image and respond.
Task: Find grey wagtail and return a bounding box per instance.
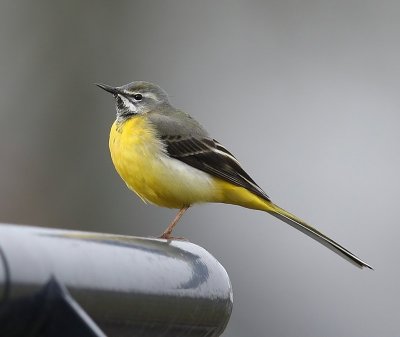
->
[97,81,372,269]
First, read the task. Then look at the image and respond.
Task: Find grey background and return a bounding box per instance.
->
[0,1,398,336]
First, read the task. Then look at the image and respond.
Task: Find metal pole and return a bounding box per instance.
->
[0,224,233,337]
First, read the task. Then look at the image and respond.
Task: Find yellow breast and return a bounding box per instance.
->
[109,116,218,208]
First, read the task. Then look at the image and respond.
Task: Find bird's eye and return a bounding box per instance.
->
[133,93,143,101]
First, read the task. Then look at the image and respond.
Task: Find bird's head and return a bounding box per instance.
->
[96,81,170,119]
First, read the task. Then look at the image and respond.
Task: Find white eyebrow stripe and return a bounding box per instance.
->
[122,90,158,101]
[143,92,158,101]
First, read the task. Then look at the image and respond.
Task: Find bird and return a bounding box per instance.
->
[97,81,372,269]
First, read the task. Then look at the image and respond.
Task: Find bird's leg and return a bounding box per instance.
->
[159,206,190,240]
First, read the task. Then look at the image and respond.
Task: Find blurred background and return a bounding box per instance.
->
[0,1,399,336]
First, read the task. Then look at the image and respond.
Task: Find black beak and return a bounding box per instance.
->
[95,83,122,95]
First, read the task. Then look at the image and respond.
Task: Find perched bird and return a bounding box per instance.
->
[97,81,372,269]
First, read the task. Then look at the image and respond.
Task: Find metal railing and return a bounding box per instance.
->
[0,224,233,337]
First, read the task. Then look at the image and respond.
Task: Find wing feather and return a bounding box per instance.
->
[163,136,270,201]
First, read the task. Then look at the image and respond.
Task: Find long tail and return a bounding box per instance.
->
[266,202,372,269]
[216,180,372,269]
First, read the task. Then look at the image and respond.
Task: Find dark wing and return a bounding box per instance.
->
[162,135,270,201]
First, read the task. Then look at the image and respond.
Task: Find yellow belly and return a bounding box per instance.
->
[109,116,219,208]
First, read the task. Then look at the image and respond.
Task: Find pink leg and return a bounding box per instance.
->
[159,206,190,239]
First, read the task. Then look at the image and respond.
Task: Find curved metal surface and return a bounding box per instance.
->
[0,224,233,337]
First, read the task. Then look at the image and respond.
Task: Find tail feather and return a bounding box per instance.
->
[218,181,372,269]
[267,203,372,269]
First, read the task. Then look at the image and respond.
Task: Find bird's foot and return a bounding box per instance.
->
[158,233,188,241]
